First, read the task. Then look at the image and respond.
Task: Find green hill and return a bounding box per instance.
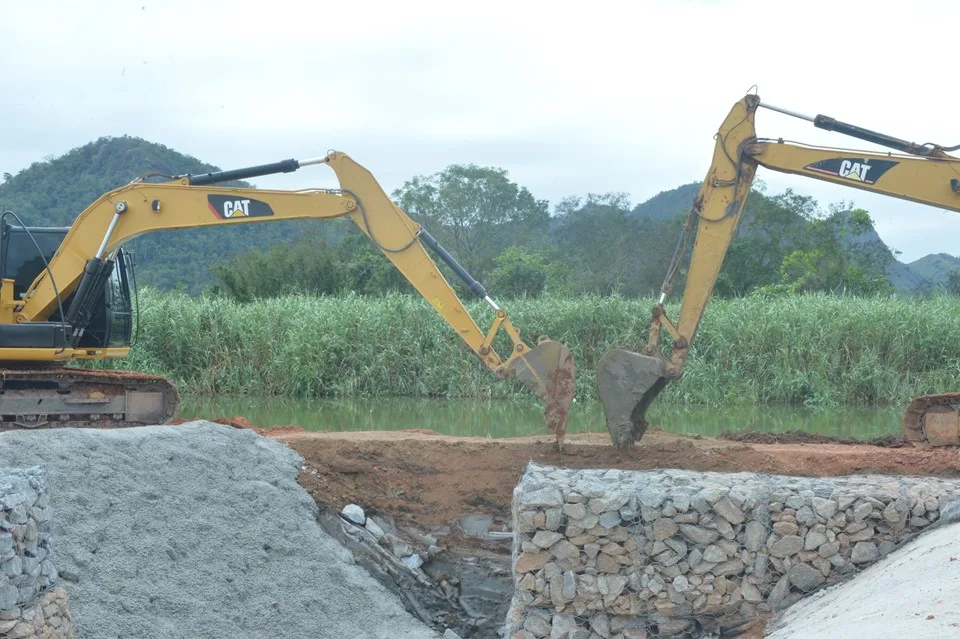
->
[631,182,700,221]
[0,136,325,292]
[907,253,960,289]
[3,136,951,298]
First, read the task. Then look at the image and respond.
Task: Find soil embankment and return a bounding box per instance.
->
[273,428,960,532]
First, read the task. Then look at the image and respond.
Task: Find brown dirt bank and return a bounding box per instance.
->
[262,427,960,529]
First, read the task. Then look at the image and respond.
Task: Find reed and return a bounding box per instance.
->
[86,290,960,407]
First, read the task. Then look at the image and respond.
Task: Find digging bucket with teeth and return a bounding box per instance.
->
[508,339,576,448]
[596,349,670,449]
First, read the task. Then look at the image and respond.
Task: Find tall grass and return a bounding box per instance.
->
[87,290,960,407]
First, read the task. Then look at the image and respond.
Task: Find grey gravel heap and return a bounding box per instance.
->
[0,467,75,638]
[504,462,960,639]
[0,422,439,639]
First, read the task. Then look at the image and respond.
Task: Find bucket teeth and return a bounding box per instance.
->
[508,340,575,448]
[596,349,669,448]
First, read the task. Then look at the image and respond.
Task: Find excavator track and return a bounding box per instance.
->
[902,393,960,446]
[0,367,180,431]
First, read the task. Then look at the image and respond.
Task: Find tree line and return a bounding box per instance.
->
[209,164,897,302]
[0,137,907,299]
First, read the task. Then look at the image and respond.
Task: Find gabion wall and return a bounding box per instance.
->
[504,462,960,638]
[0,467,74,638]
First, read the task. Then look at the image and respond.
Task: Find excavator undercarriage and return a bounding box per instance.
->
[0,367,179,431]
[903,394,960,447]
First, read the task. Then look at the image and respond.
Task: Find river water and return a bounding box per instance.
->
[178,396,904,440]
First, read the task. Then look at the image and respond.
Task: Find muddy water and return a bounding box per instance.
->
[178,396,904,440]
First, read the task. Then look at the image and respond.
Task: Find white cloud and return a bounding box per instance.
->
[2,0,958,261]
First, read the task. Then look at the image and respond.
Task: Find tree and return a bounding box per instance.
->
[210,237,347,302]
[487,246,551,298]
[776,207,894,295]
[714,188,816,297]
[336,228,412,296]
[550,193,681,297]
[392,165,549,280]
[947,270,960,295]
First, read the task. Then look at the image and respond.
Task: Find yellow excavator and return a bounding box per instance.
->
[0,152,575,443]
[597,91,960,448]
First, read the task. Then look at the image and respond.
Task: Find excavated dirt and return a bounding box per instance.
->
[259,426,960,532]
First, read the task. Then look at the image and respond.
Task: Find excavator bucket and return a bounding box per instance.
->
[596,349,670,448]
[508,339,576,448]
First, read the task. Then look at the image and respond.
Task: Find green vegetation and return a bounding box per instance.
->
[0,136,939,299]
[0,136,320,292]
[89,289,960,408]
[8,136,960,412]
[207,228,411,302]
[176,396,903,439]
[206,175,901,303]
[909,253,960,291]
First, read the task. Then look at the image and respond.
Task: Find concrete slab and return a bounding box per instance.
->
[767,521,960,638]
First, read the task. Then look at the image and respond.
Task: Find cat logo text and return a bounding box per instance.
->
[207,195,275,219]
[803,158,899,186]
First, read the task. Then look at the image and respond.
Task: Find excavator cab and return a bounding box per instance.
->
[0,222,135,349]
[1,224,69,300]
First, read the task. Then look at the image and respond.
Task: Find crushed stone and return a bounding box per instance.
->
[0,421,439,639]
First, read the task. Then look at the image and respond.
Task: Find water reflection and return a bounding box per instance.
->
[178,396,904,441]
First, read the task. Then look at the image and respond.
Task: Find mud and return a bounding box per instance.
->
[507,339,575,448]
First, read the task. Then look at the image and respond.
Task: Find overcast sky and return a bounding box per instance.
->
[2,0,958,262]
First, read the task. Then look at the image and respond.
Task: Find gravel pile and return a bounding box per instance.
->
[505,462,960,638]
[0,421,439,639]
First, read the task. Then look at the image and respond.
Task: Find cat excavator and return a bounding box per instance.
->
[0,152,575,444]
[597,90,960,448]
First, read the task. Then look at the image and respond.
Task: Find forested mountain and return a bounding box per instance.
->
[907,253,960,289]
[2,136,956,299]
[630,182,700,221]
[629,183,945,297]
[0,136,318,292]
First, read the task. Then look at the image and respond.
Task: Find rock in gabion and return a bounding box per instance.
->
[0,467,75,638]
[1,586,73,639]
[504,463,960,639]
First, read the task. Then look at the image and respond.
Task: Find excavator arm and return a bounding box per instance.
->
[12,152,575,443]
[597,92,960,448]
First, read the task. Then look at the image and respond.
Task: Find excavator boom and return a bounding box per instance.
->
[599,92,960,447]
[2,152,575,443]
